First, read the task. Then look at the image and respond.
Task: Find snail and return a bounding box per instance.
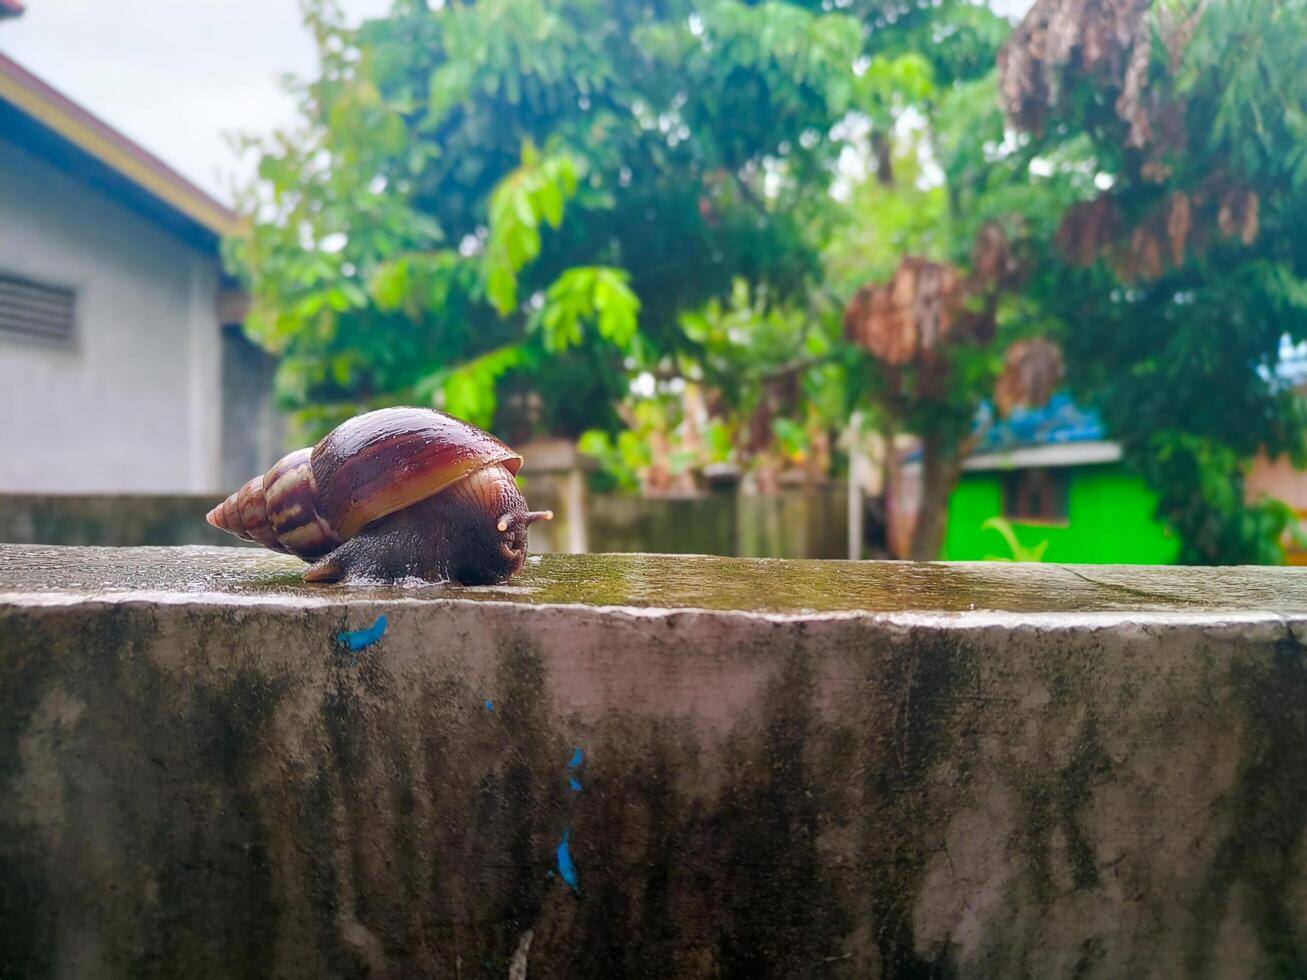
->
[206,407,552,584]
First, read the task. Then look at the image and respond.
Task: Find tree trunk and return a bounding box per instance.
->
[907,429,960,561]
[871,130,894,186]
[881,415,904,558]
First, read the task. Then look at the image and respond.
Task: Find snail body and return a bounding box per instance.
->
[207,408,551,584]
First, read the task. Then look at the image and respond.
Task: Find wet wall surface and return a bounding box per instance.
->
[4,543,1307,617]
[3,544,1307,977]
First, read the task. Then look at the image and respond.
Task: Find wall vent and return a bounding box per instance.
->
[0,272,76,346]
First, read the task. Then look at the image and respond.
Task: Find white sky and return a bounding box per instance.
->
[0,0,393,203]
[1,0,1035,207]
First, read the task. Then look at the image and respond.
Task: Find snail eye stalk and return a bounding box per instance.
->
[497,510,551,534]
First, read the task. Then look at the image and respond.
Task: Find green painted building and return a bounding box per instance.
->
[937,396,1179,564]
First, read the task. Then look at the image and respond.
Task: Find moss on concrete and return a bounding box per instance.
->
[1185,639,1307,978]
[5,543,1307,616]
[855,629,978,976]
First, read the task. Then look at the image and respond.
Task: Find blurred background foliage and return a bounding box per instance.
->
[225,0,1307,565]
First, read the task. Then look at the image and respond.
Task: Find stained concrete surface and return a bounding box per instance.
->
[5,543,1307,616]
[3,544,1307,978]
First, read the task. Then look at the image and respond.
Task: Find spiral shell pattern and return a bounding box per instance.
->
[206,407,524,560]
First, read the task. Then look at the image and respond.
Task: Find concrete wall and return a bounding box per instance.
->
[1248,450,1307,511]
[524,477,851,560]
[0,494,241,548]
[0,138,224,494]
[219,326,285,491]
[4,544,1307,977]
[1248,451,1307,565]
[0,487,851,559]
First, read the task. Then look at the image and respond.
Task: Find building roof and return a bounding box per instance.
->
[902,393,1120,471]
[972,393,1107,453]
[0,51,240,250]
[962,345,1307,470]
[963,394,1118,470]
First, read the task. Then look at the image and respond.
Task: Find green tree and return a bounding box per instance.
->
[225,0,874,444]
[828,2,1085,559]
[577,277,855,494]
[558,0,1075,542]
[552,0,1076,552]
[1000,0,1307,563]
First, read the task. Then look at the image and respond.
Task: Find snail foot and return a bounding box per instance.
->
[300,512,451,584]
[302,535,377,583]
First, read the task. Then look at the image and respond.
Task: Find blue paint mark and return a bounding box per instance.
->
[568,747,583,769]
[556,829,578,891]
[568,777,583,792]
[484,700,494,712]
[337,615,387,651]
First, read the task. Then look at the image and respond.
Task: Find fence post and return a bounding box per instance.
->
[564,462,588,554]
[519,440,591,554]
[845,412,867,561]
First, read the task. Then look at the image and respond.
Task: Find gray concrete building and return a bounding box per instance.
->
[0,47,278,495]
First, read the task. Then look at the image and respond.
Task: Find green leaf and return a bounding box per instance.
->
[537,180,564,227]
[486,259,517,316]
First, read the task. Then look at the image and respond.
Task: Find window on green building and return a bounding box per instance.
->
[1003,468,1069,524]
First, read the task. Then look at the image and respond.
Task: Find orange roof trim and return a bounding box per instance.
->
[0,52,240,238]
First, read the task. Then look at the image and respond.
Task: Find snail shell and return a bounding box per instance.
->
[207,408,551,584]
